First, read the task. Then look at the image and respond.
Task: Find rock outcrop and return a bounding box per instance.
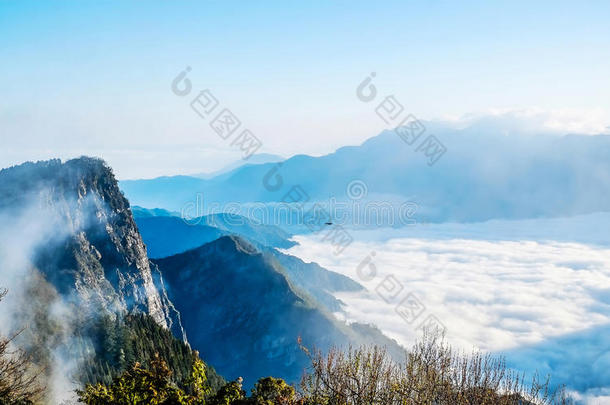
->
[0,157,185,340]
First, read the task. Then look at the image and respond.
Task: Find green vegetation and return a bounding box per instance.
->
[77,333,573,405]
[208,376,296,405]
[80,313,224,392]
[77,355,210,405]
[298,335,571,405]
[78,361,299,405]
[0,286,573,405]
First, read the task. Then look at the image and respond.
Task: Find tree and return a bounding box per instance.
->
[78,354,210,405]
[298,333,572,405]
[76,328,574,404]
[82,314,224,392]
[250,377,296,405]
[185,354,211,402]
[208,378,245,405]
[299,344,396,405]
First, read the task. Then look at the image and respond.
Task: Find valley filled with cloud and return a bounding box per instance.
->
[287,214,610,398]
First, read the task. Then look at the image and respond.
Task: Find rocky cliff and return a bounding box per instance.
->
[0,157,186,341]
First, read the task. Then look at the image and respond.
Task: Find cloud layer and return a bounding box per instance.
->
[286,214,610,400]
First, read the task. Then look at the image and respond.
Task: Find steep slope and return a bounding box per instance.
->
[81,313,225,392]
[0,157,185,340]
[261,247,363,313]
[154,236,403,386]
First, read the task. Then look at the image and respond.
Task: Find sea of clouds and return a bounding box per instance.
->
[286,212,610,403]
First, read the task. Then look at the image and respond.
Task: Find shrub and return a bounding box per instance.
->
[0,288,44,404]
[77,354,210,405]
[299,333,572,405]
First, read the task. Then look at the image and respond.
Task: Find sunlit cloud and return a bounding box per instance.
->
[439,107,610,135]
[286,215,610,396]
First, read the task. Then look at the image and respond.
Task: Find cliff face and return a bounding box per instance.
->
[0,157,185,340]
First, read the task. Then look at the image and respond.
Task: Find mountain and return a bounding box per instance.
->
[189,153,285,179]
[132,212,362,312]
[134,213,296,258]
[120,125,610,224]
[0,156,400,397]
[135,216,225,259]
[0,157,205,400]
[198,213,296,249]
[260,246,363,313]
[154,235,404,387]
[132,205,180,218]
[0,156,191,338]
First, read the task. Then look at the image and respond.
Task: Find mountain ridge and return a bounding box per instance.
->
[154,234,404,387]
[132,212,362,312]
[120,127,610,224]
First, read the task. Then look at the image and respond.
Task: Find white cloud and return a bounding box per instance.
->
[286,214,610,400]
[439,107,610,135]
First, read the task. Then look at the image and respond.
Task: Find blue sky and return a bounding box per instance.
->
[1,0,609,178]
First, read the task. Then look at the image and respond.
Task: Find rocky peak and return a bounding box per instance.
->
[0,157,185,340]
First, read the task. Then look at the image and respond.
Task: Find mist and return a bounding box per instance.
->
[0,191,111,403]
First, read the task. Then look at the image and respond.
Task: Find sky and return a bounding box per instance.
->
[1,0,610,178]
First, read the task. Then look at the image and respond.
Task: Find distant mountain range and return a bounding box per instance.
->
[188,153,284,179]
[121,125,610,224]
[131,205,181,218]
